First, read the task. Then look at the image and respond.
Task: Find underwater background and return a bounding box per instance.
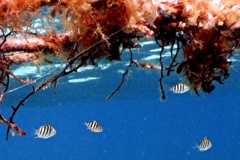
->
[0,38,239,160]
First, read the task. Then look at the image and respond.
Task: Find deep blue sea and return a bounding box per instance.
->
[0,39,240,160]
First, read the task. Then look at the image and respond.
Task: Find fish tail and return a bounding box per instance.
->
[34,129,38,135]
[34,129,38,138]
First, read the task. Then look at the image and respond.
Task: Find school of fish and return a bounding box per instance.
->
[4,79,212,154]
[31,120,103,140]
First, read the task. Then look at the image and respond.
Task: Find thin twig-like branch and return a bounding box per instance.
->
[5,44,82,140]
[0,65,34,84]
[0,28,13,101]
[5,43,81,140]
[155,38,166,100]
[107,48,134,100]
[167,38,180,76]
[170,38,175,59]
[159,48,166,100]
[0,28,13,49]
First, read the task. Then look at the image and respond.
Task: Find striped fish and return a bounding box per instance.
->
[197,137,212,152]
[170,82,190,93]
[35,124,56,139]
[85,120,103,133]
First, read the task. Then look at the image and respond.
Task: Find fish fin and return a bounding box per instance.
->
[34,129,38,135]
[34,129,40,138]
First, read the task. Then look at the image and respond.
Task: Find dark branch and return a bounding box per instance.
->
[6,43,84,140]
[167,38,180,76]
[155,37,166,100]
[107,48,134,100]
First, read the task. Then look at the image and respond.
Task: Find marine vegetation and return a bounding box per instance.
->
[0,0,239,140]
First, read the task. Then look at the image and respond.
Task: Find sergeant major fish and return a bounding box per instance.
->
[170,82,190,94]
[35,124,56,139]
[85,120,103,133]
[197,137,212,152]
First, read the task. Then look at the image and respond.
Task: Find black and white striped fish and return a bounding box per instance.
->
[85,120,103,133]
[197,137,212,152]
[170,82,190,94]
[35,124,56,139]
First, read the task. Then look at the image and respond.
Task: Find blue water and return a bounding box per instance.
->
[0,39,240,160]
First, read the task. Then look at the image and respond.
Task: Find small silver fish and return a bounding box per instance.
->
[170,82,190,93]
[35,124,56,139]
[197,137,212,152]
[85,120,103,133]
